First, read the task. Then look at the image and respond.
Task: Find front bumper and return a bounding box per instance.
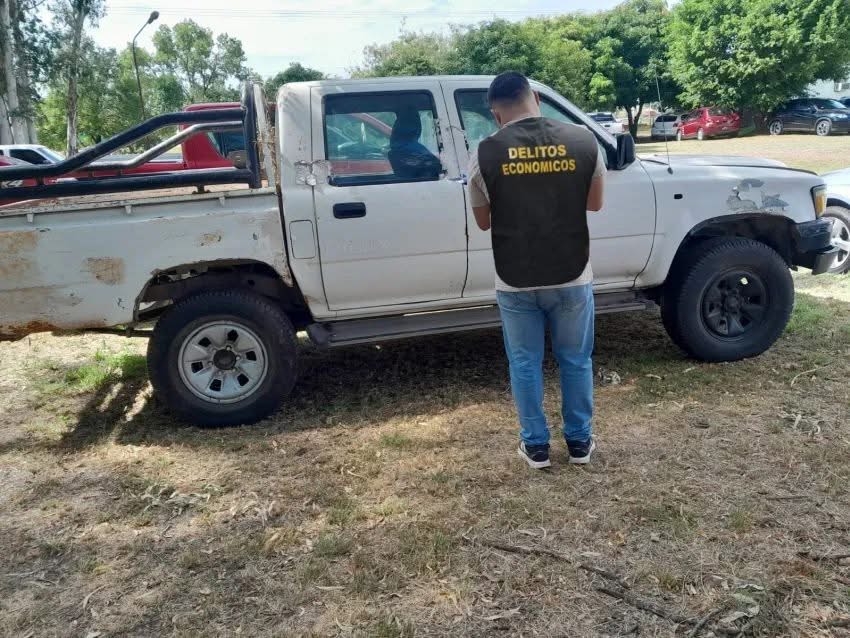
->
[792,218,839,274]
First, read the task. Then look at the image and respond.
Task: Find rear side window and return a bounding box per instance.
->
[10,149,47,164]
[656,115,677,122]
[323,91,442,186]
[708,107,732,116]
[207,131,246,158]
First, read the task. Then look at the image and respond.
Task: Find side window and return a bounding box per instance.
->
[323,91,442,186]
[11,149,47,164]
[539,98,584,127]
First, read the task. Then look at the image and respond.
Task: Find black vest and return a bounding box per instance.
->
[478,118,598,288]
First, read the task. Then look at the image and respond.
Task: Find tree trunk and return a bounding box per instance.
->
[65,7,86,157]
[631,100,644,138]
[0,94,12,144]
[0,0,26,142]
[625,107,635,137]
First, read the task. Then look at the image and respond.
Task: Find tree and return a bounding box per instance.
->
[669,0,850,116]
[50,0,104,156]
[580,0,675,135]
[265,62,324,96]
[153,19,250,103]
[353,31,454,77]
[521,17,593,107]
[449,20,540,76]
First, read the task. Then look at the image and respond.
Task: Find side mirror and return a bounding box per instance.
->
[611,133,635,170]
[227,150,247,169]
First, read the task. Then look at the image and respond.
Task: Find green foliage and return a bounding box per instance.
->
[265,62,325,96]
[669,0,850,112]
[353,31,455,77]
[152,19,249,103]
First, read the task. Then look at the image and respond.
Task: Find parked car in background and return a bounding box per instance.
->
[0,155,62,206]
[0,144,64,165]
[821,167,850,273]
[588,112,625,134]
[677,107,741,141]
[839,97,850,109]
[651,113,681,140]
[768,98,850,137]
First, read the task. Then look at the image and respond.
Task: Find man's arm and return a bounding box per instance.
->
[472,204,492,231]
[586,148,607,212]
[467,151,491,230]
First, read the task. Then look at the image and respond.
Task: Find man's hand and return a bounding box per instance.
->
[587,174,604,212]
[472,204,491,231]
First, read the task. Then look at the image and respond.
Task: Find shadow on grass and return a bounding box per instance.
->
[12,288,849,454]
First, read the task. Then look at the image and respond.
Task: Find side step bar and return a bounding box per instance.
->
[307,291,655,349]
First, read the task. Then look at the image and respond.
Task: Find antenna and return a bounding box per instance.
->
[654,71,673,174]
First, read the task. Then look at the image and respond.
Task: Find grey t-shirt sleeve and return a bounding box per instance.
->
[593,146,607,178]
[466,151,490,207]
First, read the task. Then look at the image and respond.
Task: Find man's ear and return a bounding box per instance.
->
[533,90,541,106]
[491,108,503,128]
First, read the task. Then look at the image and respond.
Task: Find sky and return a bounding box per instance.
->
[68,0,625,79]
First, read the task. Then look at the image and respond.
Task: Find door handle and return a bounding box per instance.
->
[449,174,468,185]
[333,202,367,219]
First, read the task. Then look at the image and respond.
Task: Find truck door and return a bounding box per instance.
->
[441,80,656,298]
[310,81,468,311]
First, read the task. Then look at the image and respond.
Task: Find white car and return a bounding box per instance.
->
[822,167,850,273]
[651,114,682,140]
[588,112,625,134]
[0,77,837,426]
[0,144,64,165]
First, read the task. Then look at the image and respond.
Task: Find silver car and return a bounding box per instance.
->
[822,167,850,273]
[651,113,682,140]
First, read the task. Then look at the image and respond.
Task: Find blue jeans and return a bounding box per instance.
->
[497,284,594,447]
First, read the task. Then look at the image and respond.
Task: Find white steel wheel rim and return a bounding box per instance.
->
[178,321,269,404]
[770,122,781,135]
[831,217,850,269]
[817,121,830,136]
[697,129,704,140]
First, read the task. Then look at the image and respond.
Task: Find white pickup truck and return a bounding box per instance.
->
[0,77,837,426]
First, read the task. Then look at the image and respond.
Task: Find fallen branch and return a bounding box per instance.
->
[798,550,850,562]
[689,607,725,637]
[765,495,806,501]
[595,584,692,625]
[468,537,629,589]
[790,365,829,386]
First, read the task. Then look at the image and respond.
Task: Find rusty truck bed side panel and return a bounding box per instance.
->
[0,188,284,340]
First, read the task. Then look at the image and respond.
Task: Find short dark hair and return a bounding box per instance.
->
[488,72,532,106]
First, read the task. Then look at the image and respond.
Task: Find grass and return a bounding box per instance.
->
[1,276,849,636]
[637,132,850,173]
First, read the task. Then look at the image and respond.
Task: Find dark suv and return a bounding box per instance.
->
[768,98,850,136]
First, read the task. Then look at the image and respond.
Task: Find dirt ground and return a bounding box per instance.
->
[636,133,850,174]
[0,272,848,637]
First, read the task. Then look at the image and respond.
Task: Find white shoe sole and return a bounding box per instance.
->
[518,446,551,469]
[568,439,596,465]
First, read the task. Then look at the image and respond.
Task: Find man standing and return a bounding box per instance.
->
[468,72,605,469]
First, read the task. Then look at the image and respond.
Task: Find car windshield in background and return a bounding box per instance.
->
[39,148,65,163]
[656,115,678,122]
[812,99,847,110]
[708,108,733,116]
[591,113,615,122]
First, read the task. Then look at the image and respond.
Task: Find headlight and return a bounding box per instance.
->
[812,184,827,217]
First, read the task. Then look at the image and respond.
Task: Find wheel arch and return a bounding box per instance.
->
[134,258,312,328]
[827,197,850,210]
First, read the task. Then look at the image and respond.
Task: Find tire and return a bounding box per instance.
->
[823,206,850,274]
[697,128,705,141]
[769,120,783,135]
[815,119,832,137]
[676,129,683,141]
[147,289,298,427]
[661,238,794,362]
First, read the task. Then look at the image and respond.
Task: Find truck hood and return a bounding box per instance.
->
[639,153,790,170]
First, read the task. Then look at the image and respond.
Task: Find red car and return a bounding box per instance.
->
[676,107,740,141]
[0,155,60,207]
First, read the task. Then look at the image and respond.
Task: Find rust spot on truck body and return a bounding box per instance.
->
[0,230,39,279]
[198,232,223,246]
[0,320,62,341]
[84,257,125,285]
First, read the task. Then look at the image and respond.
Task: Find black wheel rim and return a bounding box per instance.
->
[701,270,768,340]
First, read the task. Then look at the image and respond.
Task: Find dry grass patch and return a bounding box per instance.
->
[0,272,848,636]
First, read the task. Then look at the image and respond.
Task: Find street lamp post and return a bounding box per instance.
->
[132,11,160,120]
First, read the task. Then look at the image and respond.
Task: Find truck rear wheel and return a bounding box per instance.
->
[148,290,297,427]
[661,238,794,362]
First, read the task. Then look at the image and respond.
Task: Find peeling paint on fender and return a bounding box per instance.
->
[84,257,125,285]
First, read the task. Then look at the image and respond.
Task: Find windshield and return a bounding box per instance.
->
[591,113,615,122]
[37,147,64,162]
[812,99,847,110]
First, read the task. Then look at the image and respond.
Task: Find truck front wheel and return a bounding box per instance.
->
[661,238,794,362]
[148,290,297,426]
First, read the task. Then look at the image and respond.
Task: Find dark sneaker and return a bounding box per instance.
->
[567,438,596,465]
[518,442,551,469]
